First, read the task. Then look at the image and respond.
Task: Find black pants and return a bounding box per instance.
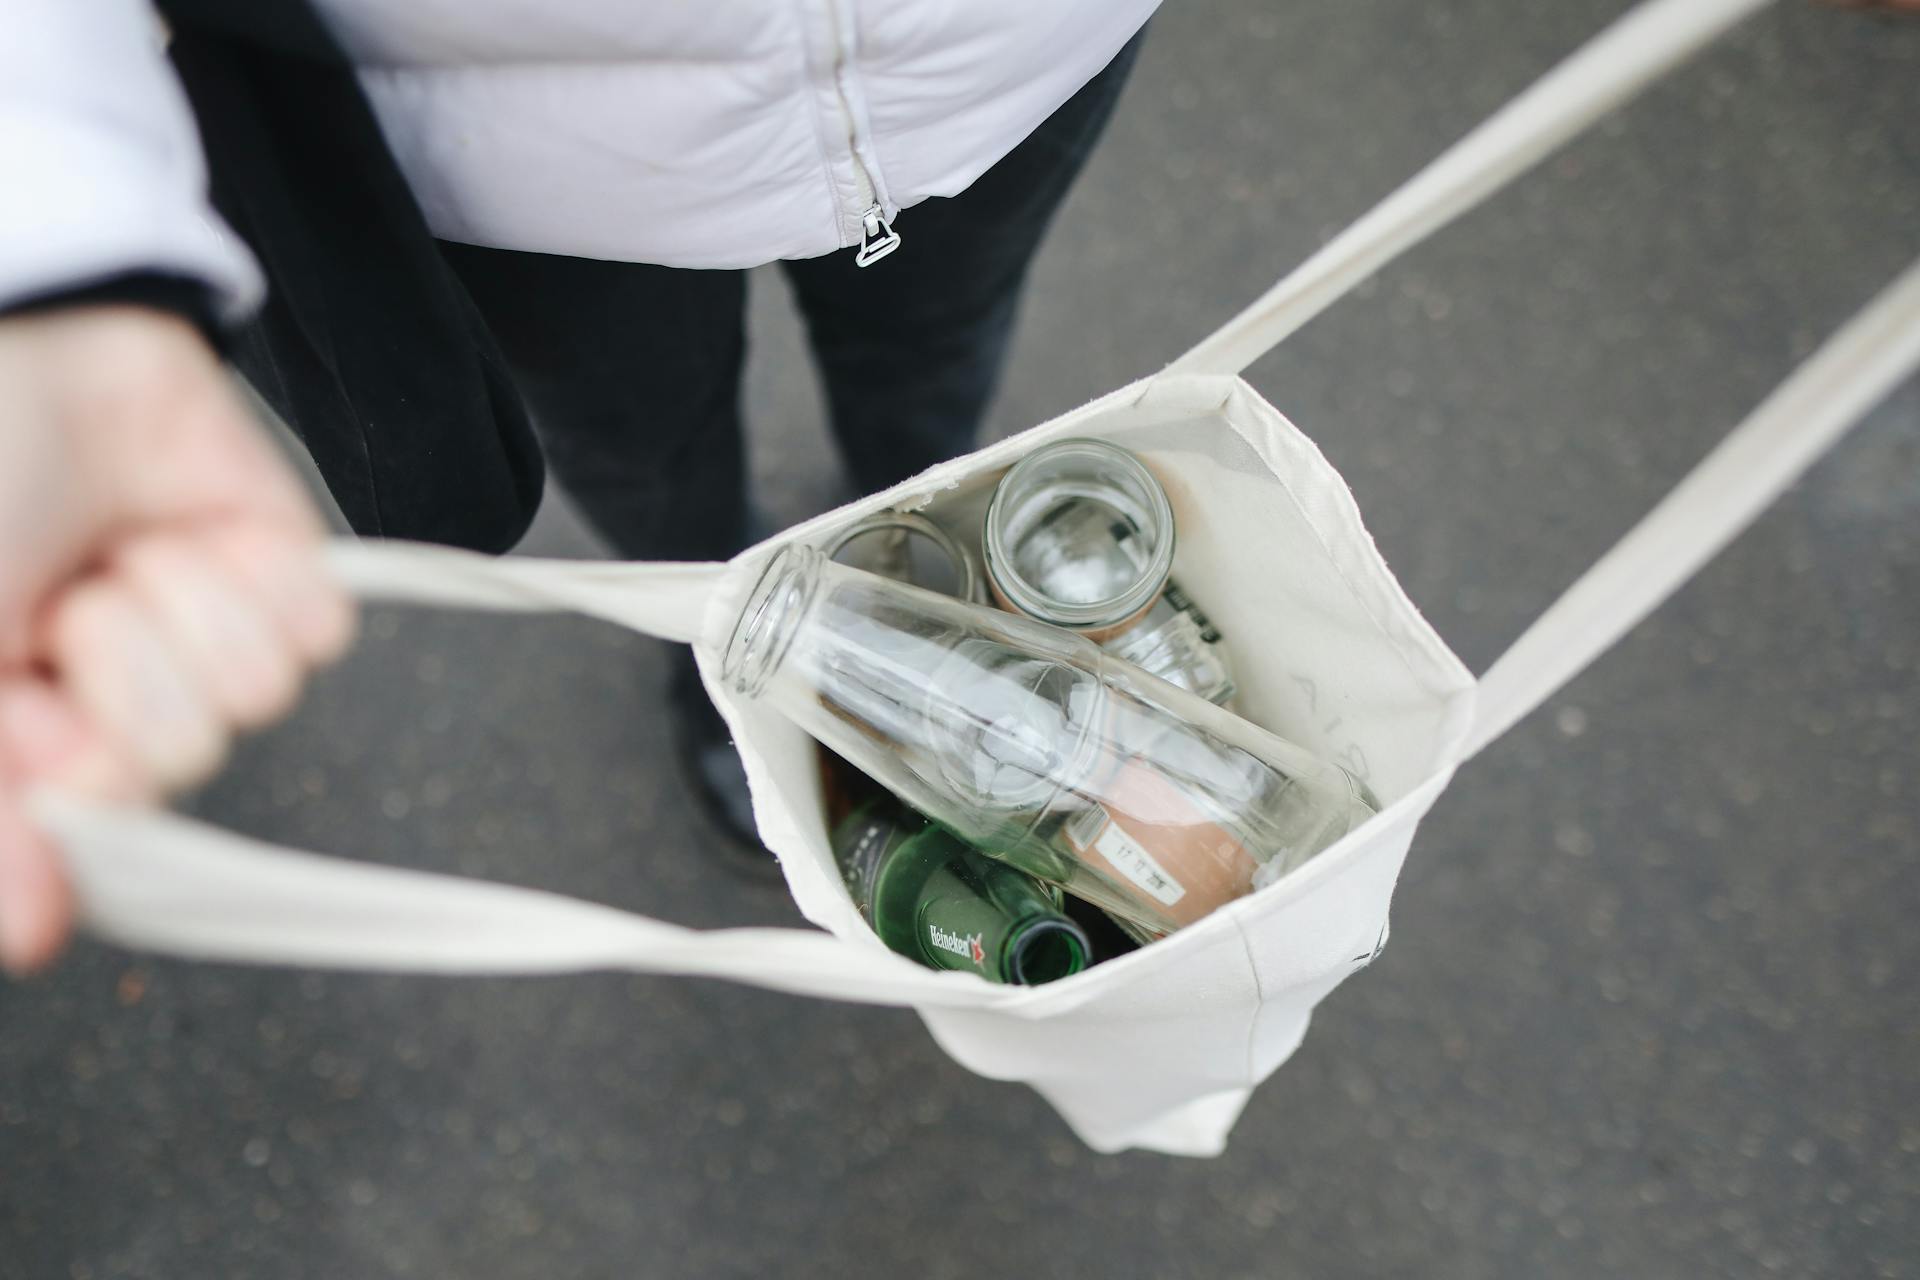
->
[442,33,1141,567]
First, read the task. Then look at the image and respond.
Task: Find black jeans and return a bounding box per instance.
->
[443,32,1142,568]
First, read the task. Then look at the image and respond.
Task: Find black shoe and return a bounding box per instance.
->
[669,653,782,875]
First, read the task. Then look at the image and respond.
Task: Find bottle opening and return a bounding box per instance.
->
[1006,917,1091,985]
[721,546,820,698]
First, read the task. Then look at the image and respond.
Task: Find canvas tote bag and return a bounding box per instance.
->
[35,0,1920,1157]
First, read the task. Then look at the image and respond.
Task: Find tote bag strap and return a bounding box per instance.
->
[36,540,1010,1012]
[324,538,721,644]
[1166,0,1775,378]
[1155,0,1920,755]
[1463,258,1920,759]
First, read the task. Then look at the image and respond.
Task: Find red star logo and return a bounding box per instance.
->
[970,936,986,966]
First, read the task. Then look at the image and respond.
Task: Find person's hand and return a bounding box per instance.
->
[0,305,353,973]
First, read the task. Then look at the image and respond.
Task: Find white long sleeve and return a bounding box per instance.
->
[0,0,262,317]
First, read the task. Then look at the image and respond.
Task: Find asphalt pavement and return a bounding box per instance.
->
[3,3,1917,1277]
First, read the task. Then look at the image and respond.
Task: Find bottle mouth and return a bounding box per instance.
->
[1005,917,1091,985]
[983,438,1177,632]
[722,545,820,698]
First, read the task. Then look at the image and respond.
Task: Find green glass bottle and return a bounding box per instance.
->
[832,799,1091,985]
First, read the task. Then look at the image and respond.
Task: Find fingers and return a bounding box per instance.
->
[45,581,226,793]
[0,521,353,975]
[116,536,302,731]
[29,526,354,798]
[0,307,356,976]
[205,524,357,668]
[0,680,92,973]
[0,788,73,974]
[0,677,144,803]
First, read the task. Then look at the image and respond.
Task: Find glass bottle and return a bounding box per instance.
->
[834,799,1090,985]
[822,515,1149,954]
[722,546,1377,937]
[984,438,1236,706]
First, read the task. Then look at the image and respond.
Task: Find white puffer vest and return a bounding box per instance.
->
[0,0,1157,317]
[329,0,1159,268]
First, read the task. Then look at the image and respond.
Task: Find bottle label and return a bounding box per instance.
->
[1066,807,1187,907]
[927,923,987,968]
[1062,762,1259,929]
[1163,580,1223,645]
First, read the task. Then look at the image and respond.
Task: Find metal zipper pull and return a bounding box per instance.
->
[855,205,902,267]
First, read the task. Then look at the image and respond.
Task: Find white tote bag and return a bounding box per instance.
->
[36,0,1920,1157]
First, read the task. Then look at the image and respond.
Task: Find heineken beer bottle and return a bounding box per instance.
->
[833,799,1091,985]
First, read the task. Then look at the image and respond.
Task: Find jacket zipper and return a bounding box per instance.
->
[822,0,901,266]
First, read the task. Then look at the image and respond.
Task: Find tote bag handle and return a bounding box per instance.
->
[33,543,1020,1012]
[319,538,720,645]
[1462,259,1920,757]
[1161,0,1920,755]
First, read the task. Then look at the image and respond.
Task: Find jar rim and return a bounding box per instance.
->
[983,438,1176,630]
[823,509,981,603]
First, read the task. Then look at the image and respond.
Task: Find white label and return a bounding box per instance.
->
[928,924,985,967]
[1089,819,1188,907]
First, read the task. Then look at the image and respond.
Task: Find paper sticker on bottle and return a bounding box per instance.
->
[1086,820,1187,907]
[1063,762,1259,928]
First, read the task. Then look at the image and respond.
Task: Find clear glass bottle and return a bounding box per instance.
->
[984,438,1236,706]
[834,798,1090,985]
[723,546,1376,936]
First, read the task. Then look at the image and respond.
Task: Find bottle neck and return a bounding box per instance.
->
[909,840,1089,985]
[1000,916,1090,985]
[722,545,822,699]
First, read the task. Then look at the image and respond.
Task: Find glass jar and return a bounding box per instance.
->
[824,509,981,602]
[723,546,1375,936]
[983,438,1236,706]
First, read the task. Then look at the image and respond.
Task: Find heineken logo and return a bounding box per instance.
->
[929,924,987,967]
